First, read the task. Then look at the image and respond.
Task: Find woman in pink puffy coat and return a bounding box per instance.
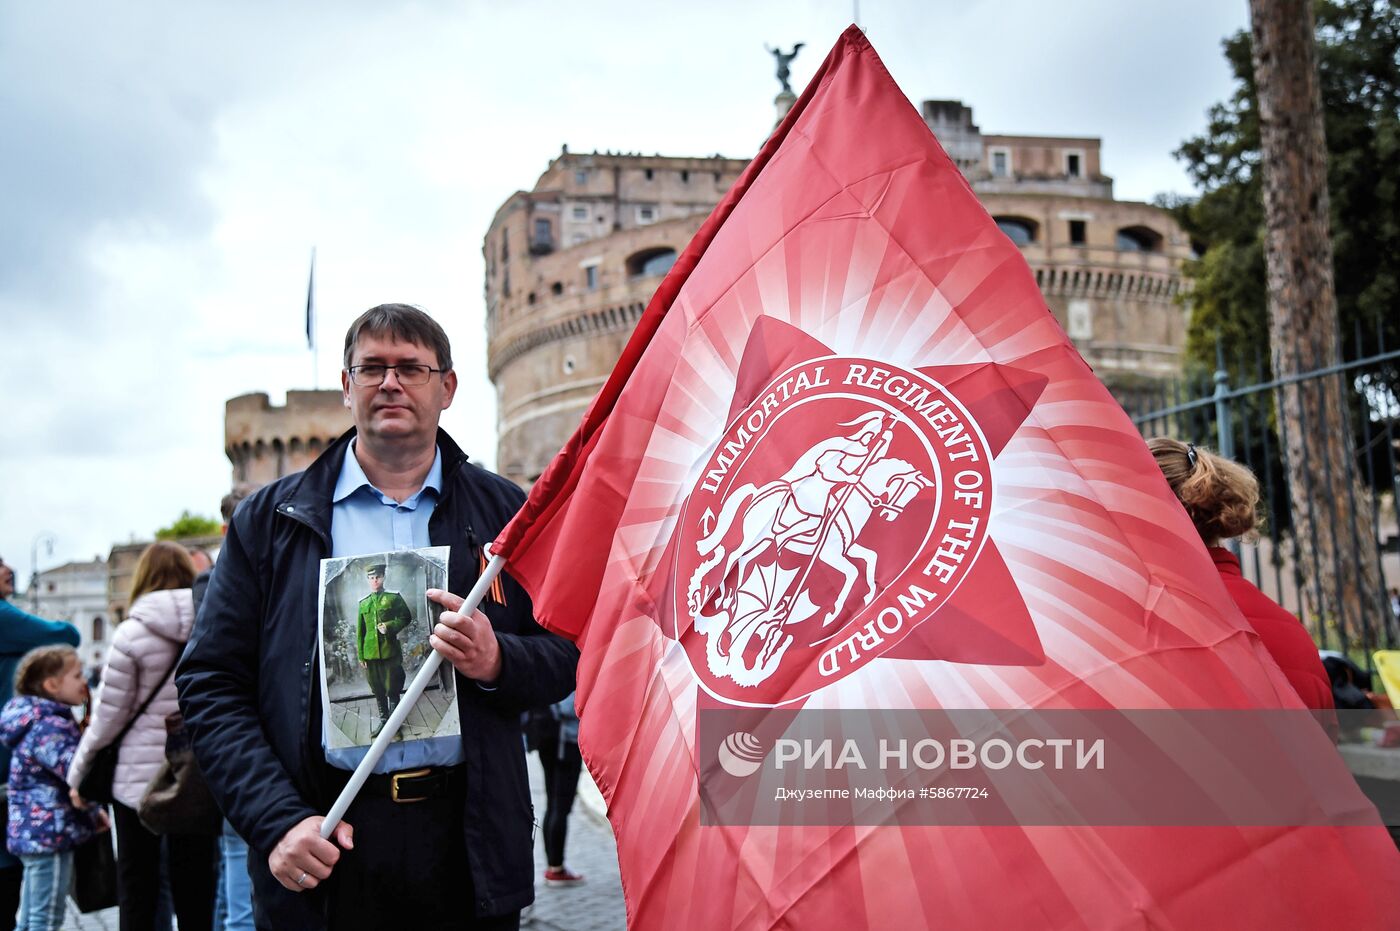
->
[68,541,217,931]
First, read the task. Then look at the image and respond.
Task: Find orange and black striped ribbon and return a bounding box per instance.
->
[479,548,506,607]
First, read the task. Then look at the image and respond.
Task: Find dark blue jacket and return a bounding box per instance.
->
[1,695,99,856]
[0,601,80,869]
[176,428,578,928]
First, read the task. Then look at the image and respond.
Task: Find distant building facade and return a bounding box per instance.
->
[924,101,1191,396]
[485,100,1190,486]
[485,151,748,483]
[32,559,109,669]
[105,534,220,635]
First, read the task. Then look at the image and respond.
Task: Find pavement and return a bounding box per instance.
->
[60,755,625,930]
[523,760,626,931]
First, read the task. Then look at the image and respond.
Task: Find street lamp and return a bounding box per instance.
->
[29,532,54,613]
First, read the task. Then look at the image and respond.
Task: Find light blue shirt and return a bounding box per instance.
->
[324,441,464,772]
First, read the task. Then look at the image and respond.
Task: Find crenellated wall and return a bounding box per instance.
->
[224,389,353,489]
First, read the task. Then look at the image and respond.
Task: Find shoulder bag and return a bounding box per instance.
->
[75,656,177,805]
[138,711,221,835]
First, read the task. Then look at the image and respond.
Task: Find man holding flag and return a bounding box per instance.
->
[490,26,1400,930]
[178,303,577,930]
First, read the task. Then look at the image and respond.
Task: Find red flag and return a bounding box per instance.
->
[495,26,1400,929]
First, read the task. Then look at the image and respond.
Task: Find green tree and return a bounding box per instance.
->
[1168,0,1400,375]
[1251,0,1382,654]
[1169,0,1399,651]
[155,510,220,540]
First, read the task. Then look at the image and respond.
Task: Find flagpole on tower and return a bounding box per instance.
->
[306,247,317,388]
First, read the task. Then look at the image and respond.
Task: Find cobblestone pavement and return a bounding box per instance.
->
[523,757,626,931]
[60,755,626,930]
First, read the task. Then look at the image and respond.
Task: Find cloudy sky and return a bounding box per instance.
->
[0,0,1249,588]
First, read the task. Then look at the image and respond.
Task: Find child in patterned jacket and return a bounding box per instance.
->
[1,645,106,931]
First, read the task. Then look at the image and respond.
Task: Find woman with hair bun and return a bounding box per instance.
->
[1148,437,1333,710]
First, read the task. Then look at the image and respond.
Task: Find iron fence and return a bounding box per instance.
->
[1126,327,1400,680]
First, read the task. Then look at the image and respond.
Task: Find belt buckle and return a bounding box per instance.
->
[390,767,433,804]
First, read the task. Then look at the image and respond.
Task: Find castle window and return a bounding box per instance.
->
[626,247,678,279]
[1065,151,1083,179]
[644,168,654,181]
[574,169,588,185]
[551,282,563,296]
[989,147,1011,178]
[571,205,589,221]
[562,355,577,375]
[636,205,658,225]
[585,265,598,290]
[714,171,721,183]
[531,218,554,255]
[93,616,105,642]
[1116,226,1163,253]
[993,216,1037,247]
[681,170,690,182]
[501,230,509,261]
[527,292,537,305]
[1069,219,1087,245]
[1068,299,1093,339]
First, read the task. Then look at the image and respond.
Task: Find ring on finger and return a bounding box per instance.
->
[296,870,308,887]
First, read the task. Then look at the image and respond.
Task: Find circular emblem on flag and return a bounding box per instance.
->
[675,354,995,706]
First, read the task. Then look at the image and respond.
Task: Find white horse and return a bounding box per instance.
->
[688,457,932,686]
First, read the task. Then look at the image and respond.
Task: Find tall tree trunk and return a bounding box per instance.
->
[1250,0,1386,650]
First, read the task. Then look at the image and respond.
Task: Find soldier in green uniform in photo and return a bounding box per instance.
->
[356,563,411,738]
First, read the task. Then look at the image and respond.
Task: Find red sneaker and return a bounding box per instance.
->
[543,867,585,886]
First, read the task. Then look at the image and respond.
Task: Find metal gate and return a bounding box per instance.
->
[1126,329,1400,678]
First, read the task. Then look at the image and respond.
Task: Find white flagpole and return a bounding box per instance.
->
[321,553,507,838]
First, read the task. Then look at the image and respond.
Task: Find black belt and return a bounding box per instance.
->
[362,766,465,804]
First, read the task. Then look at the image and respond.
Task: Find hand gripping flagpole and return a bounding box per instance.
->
[320,552,507,839]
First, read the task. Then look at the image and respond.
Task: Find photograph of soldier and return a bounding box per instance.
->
[317,546,459,749]
[358,562,408,737]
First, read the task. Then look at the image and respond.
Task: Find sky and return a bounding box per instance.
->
[0,0,1250,590]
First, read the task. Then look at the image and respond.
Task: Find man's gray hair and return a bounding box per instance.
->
[342,303,453,372]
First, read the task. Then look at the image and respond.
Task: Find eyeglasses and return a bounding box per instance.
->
[347,363,445,387]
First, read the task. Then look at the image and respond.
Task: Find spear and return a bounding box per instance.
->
[758,427,892,664]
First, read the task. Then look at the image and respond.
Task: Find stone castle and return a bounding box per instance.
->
[225,390,353,489]
[484,99,1191,486]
